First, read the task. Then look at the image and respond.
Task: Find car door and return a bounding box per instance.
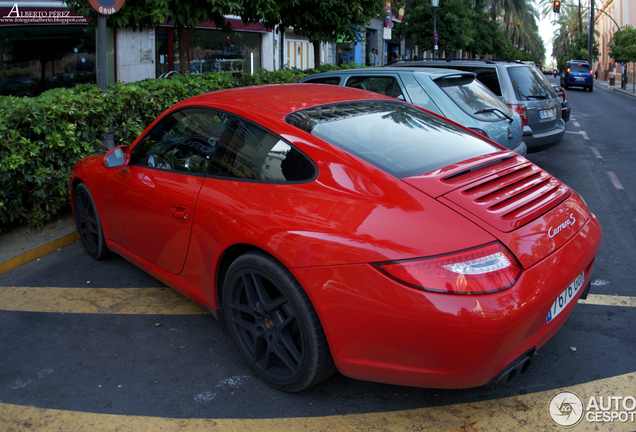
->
[102,108,226,274]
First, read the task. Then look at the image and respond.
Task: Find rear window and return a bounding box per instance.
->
[569,64,591,73]
[507,66,556,101]
[285,101,497,178]
[431,74,514,122]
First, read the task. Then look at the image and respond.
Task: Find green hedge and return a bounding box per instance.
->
[0,64,362,231]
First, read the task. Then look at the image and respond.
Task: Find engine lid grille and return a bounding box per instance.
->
[403,152,571,233]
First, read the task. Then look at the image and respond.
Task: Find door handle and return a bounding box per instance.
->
[169,205,190,223]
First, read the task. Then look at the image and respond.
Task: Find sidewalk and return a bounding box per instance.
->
[596,80,636,98]
[0,209,79,276]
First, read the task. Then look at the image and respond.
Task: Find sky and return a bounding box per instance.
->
[539,13,558,64]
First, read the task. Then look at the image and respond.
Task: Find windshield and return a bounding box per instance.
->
[285,101,497,178]
[430,74,514,122]
[508,66,557,101]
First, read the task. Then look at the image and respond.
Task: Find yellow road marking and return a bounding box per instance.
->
[579,294,636,307]
[0,287,207,315]
[0,232,79,277]
[1,288,632,316]
[0,372,634,431]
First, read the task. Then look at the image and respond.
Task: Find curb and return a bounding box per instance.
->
[0,231,80,277]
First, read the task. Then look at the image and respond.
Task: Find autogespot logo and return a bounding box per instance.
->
[549,391,585,427]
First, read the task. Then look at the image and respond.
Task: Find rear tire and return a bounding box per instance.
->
[222,251,334,392]
[73,183,110,260]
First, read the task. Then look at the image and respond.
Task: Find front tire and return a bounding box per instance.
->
[73,183,110,260]
[222,251,334,392]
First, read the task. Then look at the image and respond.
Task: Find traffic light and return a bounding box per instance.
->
[553,0,561,13]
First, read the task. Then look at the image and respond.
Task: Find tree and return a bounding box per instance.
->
[65,0,295,74]
[262,0,385,67]
[397,0,475,56]
[609,26,636,92]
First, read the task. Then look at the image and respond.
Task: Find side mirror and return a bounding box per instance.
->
[103,145,130,169]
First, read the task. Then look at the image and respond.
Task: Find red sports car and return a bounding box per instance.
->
[70,84,602,391]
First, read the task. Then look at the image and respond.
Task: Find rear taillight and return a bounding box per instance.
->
[590,70,593,74]
[508,104,527,126]
[468,128,489,138]
[567,67,571,73]
[374,242,522,295]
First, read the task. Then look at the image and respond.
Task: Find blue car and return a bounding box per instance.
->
[299,67,526,156]
[561,60,593,92]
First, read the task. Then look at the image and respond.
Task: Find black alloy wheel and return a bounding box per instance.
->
[223,251,335,392]
[73,183,110,260]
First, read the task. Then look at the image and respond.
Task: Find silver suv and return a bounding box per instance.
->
[390,59,565,152]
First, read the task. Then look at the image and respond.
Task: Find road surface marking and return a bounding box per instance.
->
[0,287,207,315]
[574,121,581,127]
[579,294,636,307]
[0,372,634,431]
[590,146,603,159]
[565,130,590,140]
[606,172,625,190]
[2,288,634,315]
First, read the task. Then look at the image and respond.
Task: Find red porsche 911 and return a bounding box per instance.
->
[69,84,601,392]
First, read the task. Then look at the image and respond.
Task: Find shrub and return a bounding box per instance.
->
[0,65,355,231]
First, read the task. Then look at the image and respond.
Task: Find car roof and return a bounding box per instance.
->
[305,66,475,79]
[184,83,395,115]
[389,59,532,69]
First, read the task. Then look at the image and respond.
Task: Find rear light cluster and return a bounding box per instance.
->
[375,242,521,294]
[508,104,527,126]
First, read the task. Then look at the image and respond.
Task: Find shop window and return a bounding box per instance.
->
[188,29,261,75]
[0,25,96,96]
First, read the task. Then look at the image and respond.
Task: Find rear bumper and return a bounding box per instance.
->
[293,215,602,389]
[566,76,593,88]
[523,118,566,153]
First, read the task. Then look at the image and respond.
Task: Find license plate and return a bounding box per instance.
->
[546,272,585,324]
[575,77,585,81]
[539,108,555,120]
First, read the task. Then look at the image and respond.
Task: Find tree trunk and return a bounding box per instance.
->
[177,26,188,75]
[313,41,321,69]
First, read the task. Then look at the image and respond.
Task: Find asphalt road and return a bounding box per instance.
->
[0,78,635,430]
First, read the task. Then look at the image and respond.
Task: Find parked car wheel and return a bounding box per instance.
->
[73,183,110,260]
[223,251,334,392]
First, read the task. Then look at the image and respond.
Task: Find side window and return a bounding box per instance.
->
[345,76,405,100]
[473,70,502,96]
[208,113,315,182]
[134,108,226,175]
[303,77,342,85]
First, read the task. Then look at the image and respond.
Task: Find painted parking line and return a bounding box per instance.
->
[0,287,207,315]
[607,172,625,190]
[565,130,590,140]
[579,294,636,307]
[2,288,635,315]
[1,371,634,432]
[590,146,603,159]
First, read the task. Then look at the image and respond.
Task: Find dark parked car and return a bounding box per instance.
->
[390,59,566,153]
[561,60,593,91]
[552,85,571,122]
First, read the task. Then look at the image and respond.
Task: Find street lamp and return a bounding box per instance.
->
[431,0,439,59]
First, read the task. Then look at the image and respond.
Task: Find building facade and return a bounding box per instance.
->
[1,1,413,94]
[594,0,636,84]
